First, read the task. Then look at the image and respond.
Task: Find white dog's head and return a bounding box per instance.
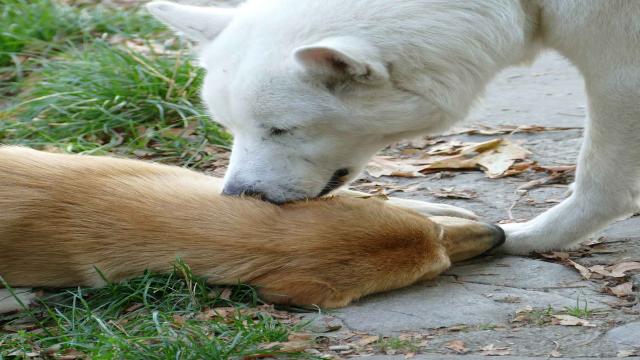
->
[146,0,502,203]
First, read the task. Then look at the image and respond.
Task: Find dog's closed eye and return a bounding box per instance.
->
[269,127,291,136]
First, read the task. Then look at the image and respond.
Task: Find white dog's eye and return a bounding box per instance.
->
[269,127,291,136]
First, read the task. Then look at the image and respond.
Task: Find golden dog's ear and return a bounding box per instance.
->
[430,216,505,263]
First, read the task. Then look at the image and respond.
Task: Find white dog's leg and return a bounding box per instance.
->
[0,288,37,314]
[502,72,640,254]
[336,189,478,219]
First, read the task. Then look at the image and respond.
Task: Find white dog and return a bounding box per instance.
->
[147,0,640,254]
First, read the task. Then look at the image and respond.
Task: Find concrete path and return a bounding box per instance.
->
[311,52,639,359]
[167,4,639,355]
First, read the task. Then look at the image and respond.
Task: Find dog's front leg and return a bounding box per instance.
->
[335,189,478,219]
[502,72,640,254]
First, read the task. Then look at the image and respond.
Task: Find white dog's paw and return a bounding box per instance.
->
[498,222,583,255]
[565,182,576,197]
[386,197,478,220]
[0,288,36,314]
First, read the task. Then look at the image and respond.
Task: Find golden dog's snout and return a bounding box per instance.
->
[430,216,505,263]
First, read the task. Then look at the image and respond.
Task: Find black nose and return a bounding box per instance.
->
[221,183,265,199]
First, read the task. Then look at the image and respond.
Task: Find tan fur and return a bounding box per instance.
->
[0,146,501,308]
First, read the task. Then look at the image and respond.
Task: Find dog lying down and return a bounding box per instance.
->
[0,146,504,313]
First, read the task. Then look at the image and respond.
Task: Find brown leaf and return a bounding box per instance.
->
[479,344,511,356]
[552,315,596,327]
[607,282,634,297]
[259,340,313,353]
[56,349,87,360]
[587,262,640,278]
[420,139,530,178]
[540,252,570,261]
[567,260,592,279]
[355,335,380,347]
[445,340,469,354]
[608,262,640,277]
[617,349,637,357]
[431,188,478,200]
[288,333,314,342]
[365,156,425,178]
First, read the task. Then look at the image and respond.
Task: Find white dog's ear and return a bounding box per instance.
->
[146,1,235,42]
[294,36,389,86]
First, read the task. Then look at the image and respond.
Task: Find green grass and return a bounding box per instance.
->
[0,0,165,96]
[0,0,231,167]
[564,295,592,318]
[0,1,301,358]
[0,261,306,359]
[2,40,230,165]
[376,337,420,354]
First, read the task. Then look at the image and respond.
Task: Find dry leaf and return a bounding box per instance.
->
[365,156,425,178]
[617,349,637,357]
[607,282,634,297]
[608,262,640,277]
[445,125,581,136]
[355,335,380,347]
[431,188,478,199]
[445,340,469,354]
[567,260,592,279]
[479,344,511,356]
[259,340,313,353]
[512,305,534,323]
[540,252,570,261]
[587,262,640,278]
[552,314,596,327]
[56,349,87,360]
[420,139,530,178]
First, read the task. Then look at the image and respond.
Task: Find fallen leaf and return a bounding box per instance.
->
[445,125,582,136]
[518,165,576,191]
[445,340,469,354]
[431,187,478,199]
[587,262,640,278]
[259,340,313,353]
[617,349,637,357]
[540,252,570,261]
[479,344,511,356]
[355,335,380,347]
[365,156,425,178]
[552,314,596,327]
[608,262,640,277]
[607,282,634,297]
[420,139,530,178]
[56,349,87,360]
[567,260,592,279]
[550,349,562,358]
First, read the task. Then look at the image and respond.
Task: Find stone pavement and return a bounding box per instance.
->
[164,3,639,355]
[308,53,639,358]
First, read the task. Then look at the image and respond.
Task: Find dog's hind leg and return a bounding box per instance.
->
[502,70,640,254]
[335,189,478,220]
[0,288,37,314]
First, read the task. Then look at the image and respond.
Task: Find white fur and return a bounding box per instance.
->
[147,0,640,254]
[0,288,36,314]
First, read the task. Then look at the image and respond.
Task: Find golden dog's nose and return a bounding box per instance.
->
[430,216,505,263]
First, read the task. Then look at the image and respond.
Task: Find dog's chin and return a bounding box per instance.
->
[317,168,350,197]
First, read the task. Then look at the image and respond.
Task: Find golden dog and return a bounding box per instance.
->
[0,146,503,310]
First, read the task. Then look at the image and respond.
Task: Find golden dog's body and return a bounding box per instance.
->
[0,146,502,310]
